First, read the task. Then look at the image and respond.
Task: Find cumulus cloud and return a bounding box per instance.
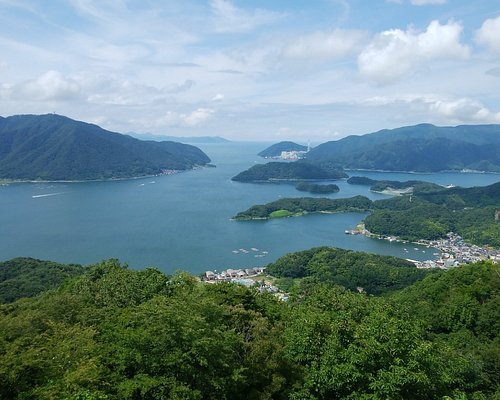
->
[9,70,81,101]
[358,20,469,84]
[183,108,215,126]
[210,0,284,33]
[283,29,368,60]
[363,94,500,124]
[475,16,500,54]
[426,97,500,122]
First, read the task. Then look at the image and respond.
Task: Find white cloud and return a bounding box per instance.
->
[183,108,215,126]
[426,97,500,123]
[475,16,500,54]
[9,70,81,101]
[283,29,368,60]
[362,93,500,124]
[212,93,225,101]
[358,20,469,84]
[210,0,284,33]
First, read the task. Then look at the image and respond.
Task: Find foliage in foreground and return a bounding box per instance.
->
[0,258,498,399]
[0,257,84,303]
[265,246,430,295]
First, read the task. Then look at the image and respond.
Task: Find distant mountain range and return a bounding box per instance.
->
[127,132,230,144]
[306,124,500,172]
[0,114,211,181]
[258,141,308,158]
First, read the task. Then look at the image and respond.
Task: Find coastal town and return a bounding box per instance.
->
[346,226,500,269]
[413,232,500,269]
[203,231,500,291]
[202,266,288,299]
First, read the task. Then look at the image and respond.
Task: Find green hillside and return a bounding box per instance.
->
[231,161,346,182]
[306,124,500,172]
[0,114,211,181]
[0,257,84,303]
[0,257,497,399]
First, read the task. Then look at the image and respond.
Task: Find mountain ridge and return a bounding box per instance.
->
[306,123,500,172]
[0,114,211,181]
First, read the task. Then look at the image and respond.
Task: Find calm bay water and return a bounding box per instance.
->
[1,142,499,274]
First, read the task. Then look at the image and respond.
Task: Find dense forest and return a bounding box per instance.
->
[258,141,308,158]
[231,161,346,182]
[233,195,372,220]
[347,176,443,193]
[0,256,498,399]
[0,257,84,303]
[235,181,500,247]
[306,123,500,172]
[0,114,211,181]
[265,247,429,295]
[295,182,339,194]
[366,182,500,246]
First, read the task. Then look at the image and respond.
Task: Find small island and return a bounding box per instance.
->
[295,181,340,194]
[232,195,372,220]
[347,177,443,194]
[231,161,347,183]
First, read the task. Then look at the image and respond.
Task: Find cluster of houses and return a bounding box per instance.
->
[415,232,500,269]
[203,266,266,282]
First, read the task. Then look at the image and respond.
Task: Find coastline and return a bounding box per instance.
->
[359,229,500,268]
[232,208,370,221]
[0,165,212,185]
[345,168,500,174]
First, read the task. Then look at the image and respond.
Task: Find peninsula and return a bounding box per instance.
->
[234,180,500,249]
[0,114,211,181]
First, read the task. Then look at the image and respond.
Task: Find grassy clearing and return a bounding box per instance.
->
[270,209,294,218]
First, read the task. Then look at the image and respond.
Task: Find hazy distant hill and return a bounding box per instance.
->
[306,124,500,172]
[258,141,308,157]
[127,132,230,143]
[0,114,211,181]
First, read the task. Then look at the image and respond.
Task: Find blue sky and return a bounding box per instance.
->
[0,0,499,141]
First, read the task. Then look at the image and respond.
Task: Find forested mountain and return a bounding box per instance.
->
[258,141,308,157]
[306,124,500,172]
[0,114,211,180]
[0,257,497,399]
[0,257,83,303]
[231,161,346,182]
